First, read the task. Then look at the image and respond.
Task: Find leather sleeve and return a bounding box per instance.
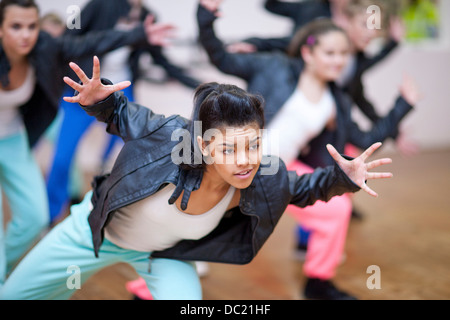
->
[265,0,302,19]
[359,39,399,73]
[57,25,147,63]
[288,161,361,207]
[79,79,170,142]
[197,4,266,81]
[242,36,291,53]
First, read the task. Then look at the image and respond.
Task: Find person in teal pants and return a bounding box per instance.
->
[0,0,175,284]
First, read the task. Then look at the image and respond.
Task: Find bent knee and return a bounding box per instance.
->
[146,259,202,300]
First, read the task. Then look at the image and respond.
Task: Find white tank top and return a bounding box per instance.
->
[105,184,236,252]
[265,88,335,165]
[0,65,35,138]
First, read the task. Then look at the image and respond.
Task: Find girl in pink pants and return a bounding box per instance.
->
[286,161,352,280]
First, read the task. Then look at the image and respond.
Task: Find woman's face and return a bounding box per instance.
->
[0,5,40,58]
[199,123,263,190]
[303,31,350,82]
[345,13,378,51]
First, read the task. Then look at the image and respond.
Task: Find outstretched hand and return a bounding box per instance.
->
[143,15,176,47]
[327,142,393,197]
[63,56,130,106]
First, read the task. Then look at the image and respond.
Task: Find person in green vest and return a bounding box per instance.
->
[403,0,439,41]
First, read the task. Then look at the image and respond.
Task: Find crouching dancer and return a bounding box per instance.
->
[0,57,393,300]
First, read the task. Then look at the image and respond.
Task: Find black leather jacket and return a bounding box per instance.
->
[197,4,413,169]
[0,27,147,147]
[82,86,360,264]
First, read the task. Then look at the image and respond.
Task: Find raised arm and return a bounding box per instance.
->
[265,0,303,20]
[57,15,175,63]
[358,39,399,73]
[231,36,292,53]
[359,16,405,72]
[198,0,265,81]
[347,78,382,123]
[63,57,169,142]
[346,76,420,150]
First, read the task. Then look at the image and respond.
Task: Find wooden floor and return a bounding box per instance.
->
[67,148,450,301]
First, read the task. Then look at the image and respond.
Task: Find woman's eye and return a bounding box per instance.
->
[223,149,234,155]
[249,144,260,151]
[12,23,21,30]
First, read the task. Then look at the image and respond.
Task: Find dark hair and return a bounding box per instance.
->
[288,18,347,58]
[0,0,39,25]
[180,82,265,171]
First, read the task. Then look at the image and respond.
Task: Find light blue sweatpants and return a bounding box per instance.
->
[0,130,49,284]
[0,191,202,300]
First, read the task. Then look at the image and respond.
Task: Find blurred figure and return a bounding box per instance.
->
[197,0,420,300]
[0,0,174,284]
[233,0,417,250]
[39,12,85,214]
[39,12,65,38]
[334,0,405,123]
[232,0,410,139]
[0,0,47,285]
[46,0,200,225]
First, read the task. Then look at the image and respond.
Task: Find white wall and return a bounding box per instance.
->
[357,44,450,151]
[36,0,450,151]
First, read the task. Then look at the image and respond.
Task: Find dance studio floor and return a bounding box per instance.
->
[66,146,450,300]
[6,65,449,300]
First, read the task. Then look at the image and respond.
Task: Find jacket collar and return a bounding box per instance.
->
[168,168,204,211]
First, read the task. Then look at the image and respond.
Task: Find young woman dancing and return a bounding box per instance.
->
[0,56,392,299]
